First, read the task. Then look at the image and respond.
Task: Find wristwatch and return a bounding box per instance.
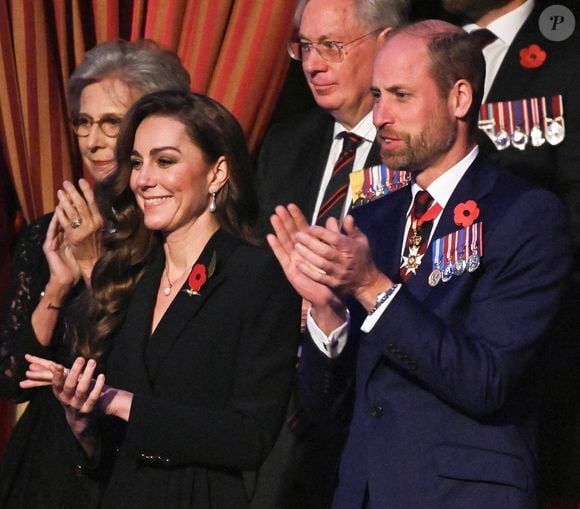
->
[369,284,399,315]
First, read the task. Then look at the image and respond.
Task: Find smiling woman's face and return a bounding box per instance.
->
[76,78,139,182]
[129,115,224,235]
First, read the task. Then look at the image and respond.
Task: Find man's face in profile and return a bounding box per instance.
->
[298,0,379,128]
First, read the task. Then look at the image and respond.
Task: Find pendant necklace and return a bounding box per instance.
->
[162,262,194,296]
[162,266,174,296]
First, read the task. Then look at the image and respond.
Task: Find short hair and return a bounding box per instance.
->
[294,0,410,31]
[386,20,485,133]
[114,90,258,243]
[68,39,191,118]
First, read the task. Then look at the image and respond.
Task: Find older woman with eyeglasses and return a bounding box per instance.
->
[0,39,190,509]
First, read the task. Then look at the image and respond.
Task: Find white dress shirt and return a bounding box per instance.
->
[311,112,376,224]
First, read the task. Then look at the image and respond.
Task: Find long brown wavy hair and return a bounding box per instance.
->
[69,91,258,362]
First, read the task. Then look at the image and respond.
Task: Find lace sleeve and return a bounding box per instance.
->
[0,214,58,401]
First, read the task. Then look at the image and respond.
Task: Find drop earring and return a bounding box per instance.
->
[209,190,217,212]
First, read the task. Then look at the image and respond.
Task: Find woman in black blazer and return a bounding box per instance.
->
[24,91,301,508]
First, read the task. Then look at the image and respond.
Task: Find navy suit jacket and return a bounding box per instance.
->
[299,156,571,508]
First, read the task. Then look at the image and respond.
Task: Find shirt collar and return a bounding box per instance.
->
[411,146,479,209]
[464,0,534,46]
[333,111,376,144]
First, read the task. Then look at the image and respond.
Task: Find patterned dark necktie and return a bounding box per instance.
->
[316,132,363,225]
[470,28,497,49]
[400,190,439,282]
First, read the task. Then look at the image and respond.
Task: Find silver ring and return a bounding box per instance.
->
[71,218,82,229]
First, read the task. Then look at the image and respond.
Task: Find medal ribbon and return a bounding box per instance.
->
[380,164,387,191]
[498,102,506,132]
[460,227,467,259]
[522,99,530,134]
[514,100,523,130]
[431,236,443,269]
[541,96,549,131]
[362,167,371,197]
[469,222,484,257]
[552,94,563,117]
[506,101,515,137]
[445,232,453,266]
[531,97,541,127]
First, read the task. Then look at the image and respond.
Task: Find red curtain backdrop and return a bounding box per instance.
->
[0,0,297,223]
[0,0,296,455]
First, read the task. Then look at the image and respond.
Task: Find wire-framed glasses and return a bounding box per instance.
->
[287,29,381,63]
[71,114,123,138]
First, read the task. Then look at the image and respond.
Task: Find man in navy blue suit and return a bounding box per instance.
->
[268,19,571,508]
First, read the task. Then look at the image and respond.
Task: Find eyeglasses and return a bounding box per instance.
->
[287,29,381,63]
[71,114,123,138]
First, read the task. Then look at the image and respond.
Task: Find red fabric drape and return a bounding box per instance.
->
[0,0,296,222]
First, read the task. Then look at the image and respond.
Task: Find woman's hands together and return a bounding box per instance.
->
[21,354,133,421]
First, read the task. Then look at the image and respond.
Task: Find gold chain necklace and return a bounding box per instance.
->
[162,263,193,296]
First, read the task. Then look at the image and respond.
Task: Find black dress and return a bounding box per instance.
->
[98,230,301,509]
[0,214,99,509]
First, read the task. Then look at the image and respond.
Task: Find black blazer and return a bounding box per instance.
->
[254,108,380,235]
[97,230,301,509]
[477,3,580,269]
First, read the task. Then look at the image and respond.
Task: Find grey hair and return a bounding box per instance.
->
[293,0,410,31]
[68,39,191,118]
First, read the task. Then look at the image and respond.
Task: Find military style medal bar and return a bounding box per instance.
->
[478,95,565,150]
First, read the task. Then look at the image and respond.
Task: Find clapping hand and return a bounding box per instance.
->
[267,204,347,334]
[55,179,104,283]
[43,213,82,290]
[21,353,133,422]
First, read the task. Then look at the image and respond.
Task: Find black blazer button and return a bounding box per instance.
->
[73,464,85,477]
[370,404,383,417]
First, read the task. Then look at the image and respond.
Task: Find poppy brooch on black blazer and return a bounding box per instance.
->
[520,44,546,69]
[184,251,216,296]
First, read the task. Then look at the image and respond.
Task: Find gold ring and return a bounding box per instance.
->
[71,218,82,229]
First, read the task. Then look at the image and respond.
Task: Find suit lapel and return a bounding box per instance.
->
[143,230,241,383]
[302,115,336,217]
[364,140,381,168]
[354,185,411,280]
[107,247,163,392]
[486,10,540,101]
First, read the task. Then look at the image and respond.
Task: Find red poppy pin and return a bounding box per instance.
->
[519,44,546,69]
[184,251,216,296]
[454,200,480,228]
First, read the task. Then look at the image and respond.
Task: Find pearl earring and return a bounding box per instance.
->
[209,190,217,212]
